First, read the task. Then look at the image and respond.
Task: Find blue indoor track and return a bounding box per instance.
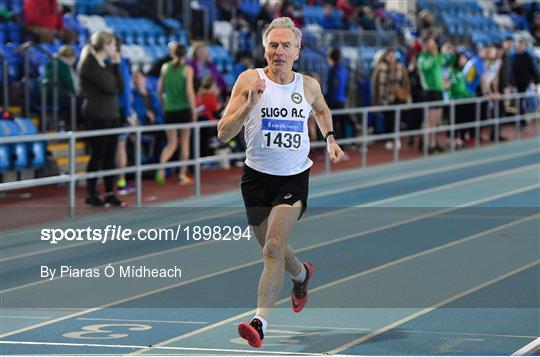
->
[1,138,539,355]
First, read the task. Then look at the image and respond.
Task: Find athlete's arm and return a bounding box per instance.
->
[157,62,167,107]
[217,70,264,143]
[184,65,197,122]
[304,75,345,163]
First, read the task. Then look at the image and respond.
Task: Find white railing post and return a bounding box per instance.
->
[194,125,201,197]
[41,79,47,132]
[475,100,481,147]
[135,130,142,207]
[393,107,400,162]
[69,134,76,217]
[361,110,367,168]
[450,101,456,152]
[423,104,429,157]
[494,98,500,144]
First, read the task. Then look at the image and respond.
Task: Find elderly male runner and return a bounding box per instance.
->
[218,17,344,348]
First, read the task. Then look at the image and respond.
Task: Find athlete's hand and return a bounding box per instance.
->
[327,142,345,163]
[246,79,265,108]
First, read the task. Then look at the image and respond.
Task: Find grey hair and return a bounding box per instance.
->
[262,17,302,48]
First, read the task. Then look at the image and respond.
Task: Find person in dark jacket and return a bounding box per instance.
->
[147,41,177,78]
[512,38,539,117]
[78,30,124,207]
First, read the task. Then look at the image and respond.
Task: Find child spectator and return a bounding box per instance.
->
[196,76,222,158]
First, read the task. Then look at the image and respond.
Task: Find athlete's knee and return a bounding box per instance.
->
[262,237,285,260]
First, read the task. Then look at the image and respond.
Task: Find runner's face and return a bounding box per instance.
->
[264,28,300,72]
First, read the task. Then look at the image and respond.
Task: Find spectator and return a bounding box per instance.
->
[358,6,376,31]
[157,44,197,185]
[463,43,491,97]
[326,48,350,143]
[404,51,424,149]
[115,37,136,196]
[417,35,445,153]
[147,41,177,78]
[448,51,475,147]
[196,76,222,158]
[512,37,539,117]
[485,45,502,97]
[45,45,79,97]
[371,47,410,150]
[336,0,355,28]
[131,70,163,164]
[233,51,254,82]
[533,12,540,46]
[216,0,239,21]
[23,0,75,43]
[132,70,162,126]
[495,37,515,132]
[187,43,228,95]
[498,36,516,96]
[78,31,124,207]
[321,4,341,30]
[44,45,79,129]
[256,0,277,31]
[276,1,303,28]
[463,43,494,138]
[417,10,435,38]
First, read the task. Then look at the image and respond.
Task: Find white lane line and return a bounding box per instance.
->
[355,163,538,207]
[512,337,540,356]
[267,324,538,339]
[0,340,323,355]
[0,186,537,340]
[130,214,540,355]
[2,147,537,261]
[0,316,51,320]
[394,329,538,340]
[327,260,540,354]
[76,317,208,325]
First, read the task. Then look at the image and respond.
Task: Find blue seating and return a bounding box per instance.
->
[7,23,21,44]
[0,119,29,170]
[15,118,45,169]
[76,0,104,15]
[239,0,261,17]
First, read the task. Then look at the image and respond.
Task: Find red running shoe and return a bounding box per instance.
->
[237,318,264,348]
[291,262,314,313]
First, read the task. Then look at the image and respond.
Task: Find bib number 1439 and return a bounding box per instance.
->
[263,131,301,150]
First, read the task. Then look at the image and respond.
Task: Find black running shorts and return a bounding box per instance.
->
[240,164,310,226]
[424,90,444,109]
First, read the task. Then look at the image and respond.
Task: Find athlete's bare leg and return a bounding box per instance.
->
[255,201,302,321]
[251,217,303,278]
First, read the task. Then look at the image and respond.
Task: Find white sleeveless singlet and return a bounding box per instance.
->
[243,68,313,176]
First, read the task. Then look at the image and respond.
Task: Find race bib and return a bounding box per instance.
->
[261,118,303,150]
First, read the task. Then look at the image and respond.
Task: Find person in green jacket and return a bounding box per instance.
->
[44,45,79,129]
[448,51,475,147]
[417,35,445,153]
[156,43,197,185]
[45,45,79,97]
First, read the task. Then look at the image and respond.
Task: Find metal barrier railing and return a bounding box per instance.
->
[0,91,538,217]
[18,42,72,131]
